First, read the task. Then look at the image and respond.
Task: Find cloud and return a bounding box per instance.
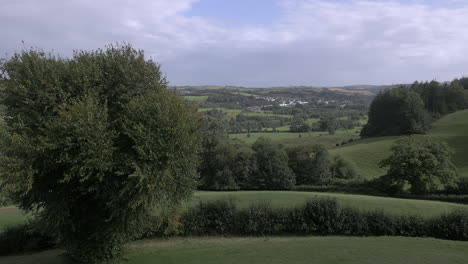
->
[1,0,468,86]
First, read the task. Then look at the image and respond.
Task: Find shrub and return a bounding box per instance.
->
[173,198,468,241]
[0,221,56,256]
[237,201,288,235]
[182,199,237,236]
[429,210,468,241]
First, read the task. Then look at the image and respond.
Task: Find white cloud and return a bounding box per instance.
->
[1,0,468,86]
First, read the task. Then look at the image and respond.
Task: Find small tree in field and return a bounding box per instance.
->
[0,45,201,262]
[379,136,457,195]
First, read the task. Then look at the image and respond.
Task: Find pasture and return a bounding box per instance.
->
[1,237,468,264]
[331,110,468,179]
[183,96,209,103]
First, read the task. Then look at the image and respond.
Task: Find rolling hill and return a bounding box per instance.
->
[331,109,468,179]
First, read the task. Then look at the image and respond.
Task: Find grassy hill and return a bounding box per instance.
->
[331,110,468,179]
[2,237,468,264]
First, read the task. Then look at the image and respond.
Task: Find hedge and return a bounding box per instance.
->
[2,198,468,257]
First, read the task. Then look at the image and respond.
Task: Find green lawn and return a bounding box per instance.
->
[3,191,468,230]
[331,110,468,179]
[2,237,468,264]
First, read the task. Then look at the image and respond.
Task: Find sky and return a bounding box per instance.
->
[1,0,468,87]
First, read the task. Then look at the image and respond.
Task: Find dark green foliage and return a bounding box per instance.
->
[234,114,291,134]
[411,80,468,116]
[0,221,56,255]
[199,121,256,190]
[362,79,468,138]
[237,202,288,235]
[134,199,468,241]
[316,117,338,135]
[361,86,431,137]
[429,210,468,241]
[289,115,310,132]
[252,138,296,190]
[0,190,12,207]
[379,136,458,195]
[183,199,238,236]
[287,145,358,185]
[0,44,200,263]
[287,144,331,185]
[200,140,358,190]
[330,155,358,180]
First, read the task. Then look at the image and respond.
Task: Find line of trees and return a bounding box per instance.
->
[289,115,361,134]
[199,117,358,191]
[362,79,468,137]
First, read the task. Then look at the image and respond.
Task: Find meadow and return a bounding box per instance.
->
[183,95,209,103]
[230,128,360,146]
[2,237,468,264]
[198,107,294,118]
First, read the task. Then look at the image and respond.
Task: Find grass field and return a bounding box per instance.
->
[241,112,293,118]
[0,206,32,230]
[2,237,468,264]
[330,136,396,178]
[191,191,468,218]
[183,96,209,103]
[198,108,294,119]
[230,129,360,146]
[3,191,468,230]
[331,110,468,179]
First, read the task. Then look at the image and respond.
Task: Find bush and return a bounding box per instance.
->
[0,221,56,256]
[429,210,468,241]
[182,199,237,236]
[4,198,468,256]
[237,201,288,235]
[137,198,468,242]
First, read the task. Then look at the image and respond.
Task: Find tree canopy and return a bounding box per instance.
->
[361,86,431,137]
[379,136,458,195]
[252,137,295,190]
[0,44,201,262]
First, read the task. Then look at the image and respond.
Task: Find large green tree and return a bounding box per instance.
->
[0,45,200,262]
[252,137,295,190]
[379,136,458,195]
[287,144,331,185]
[361,86,431,137]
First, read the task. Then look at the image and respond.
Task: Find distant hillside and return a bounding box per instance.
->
[331,110,468,179]
[172,84,394,94]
